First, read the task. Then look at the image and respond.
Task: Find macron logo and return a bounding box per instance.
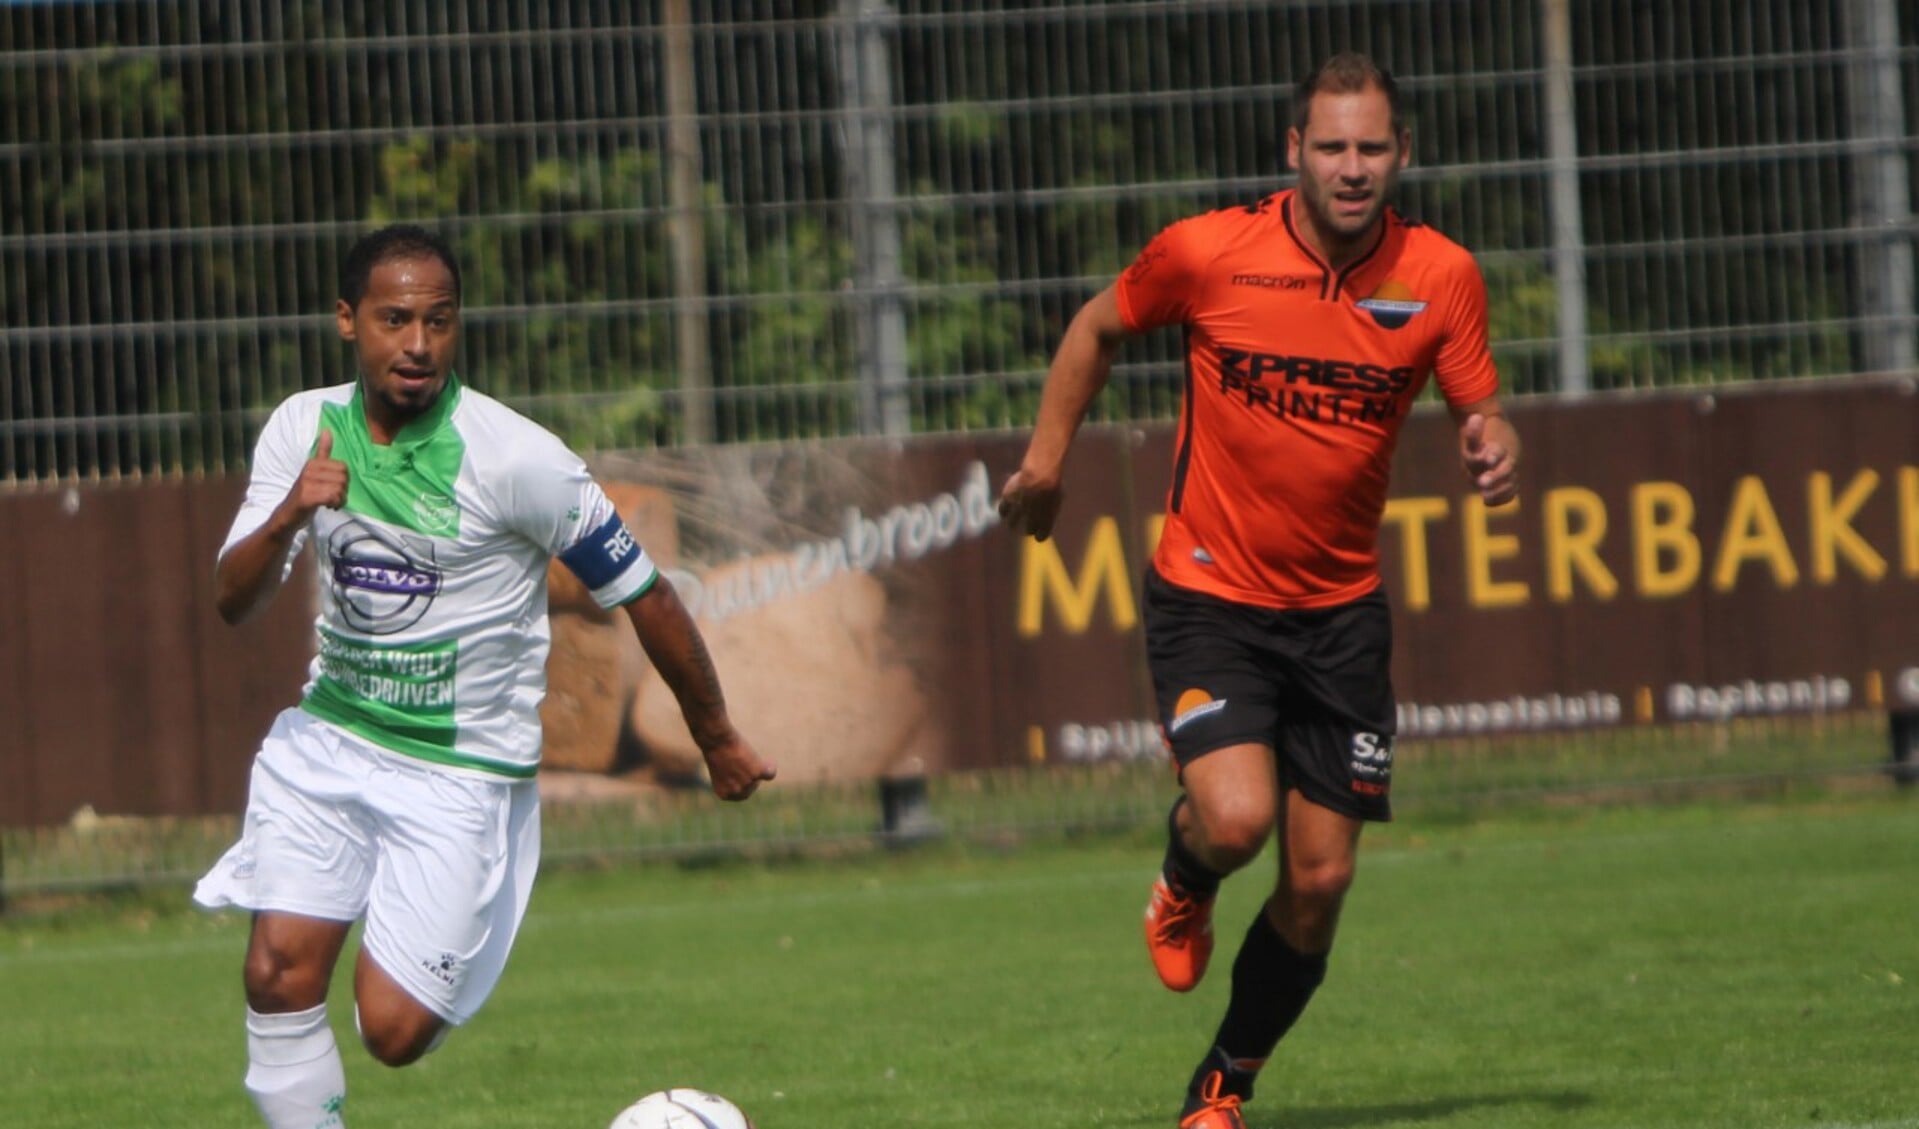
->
[1230,272,1312,291]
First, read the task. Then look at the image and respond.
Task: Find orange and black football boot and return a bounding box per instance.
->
[1178,1067,1248,1129]
[1144,873,1216,991]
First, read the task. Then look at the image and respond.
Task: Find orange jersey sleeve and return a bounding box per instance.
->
[1115,215,1223,333]
[1431,252,1500,406]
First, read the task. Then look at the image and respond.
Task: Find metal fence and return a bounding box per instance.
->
[4,0,1915,480]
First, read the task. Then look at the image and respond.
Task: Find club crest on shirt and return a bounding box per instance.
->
[1356,279,1428,330]
[411,490,459,534]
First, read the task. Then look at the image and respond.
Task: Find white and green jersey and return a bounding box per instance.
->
[222,377,657,779]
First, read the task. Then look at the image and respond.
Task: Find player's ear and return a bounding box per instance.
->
[335,298,356,341]
[1286,126,1302,171]
[1397,128,1412,169]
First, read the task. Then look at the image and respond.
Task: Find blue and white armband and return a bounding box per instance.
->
[558,513,658,608]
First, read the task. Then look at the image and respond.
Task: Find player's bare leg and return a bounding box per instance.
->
[1270,787,1364,952]
[242,911,354,1129]
[353,951,450,1067]
[1147,743,1277,992]
[1178,743,1281,872]
[1181,788,1363,1127]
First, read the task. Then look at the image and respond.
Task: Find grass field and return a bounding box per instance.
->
[3,786,1914,1129]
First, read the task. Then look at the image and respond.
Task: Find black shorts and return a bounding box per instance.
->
[1143,568,1397,822]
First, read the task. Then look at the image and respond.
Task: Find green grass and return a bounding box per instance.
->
[3,787,1916,1129]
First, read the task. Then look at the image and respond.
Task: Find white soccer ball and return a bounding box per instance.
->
[608,1089,754,1129]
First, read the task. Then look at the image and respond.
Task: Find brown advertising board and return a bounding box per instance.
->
[2,378,1913,824]
[992,379,1918,761]
[580,376,1918,782]
[1379,378,1919,737]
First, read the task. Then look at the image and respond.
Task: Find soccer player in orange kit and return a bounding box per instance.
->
[1000,53,1521,1129]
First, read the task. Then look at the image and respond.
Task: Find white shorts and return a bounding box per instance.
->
[194,708,542,1025]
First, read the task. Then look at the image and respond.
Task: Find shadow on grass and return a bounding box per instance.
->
[1263,1089,1594,1129]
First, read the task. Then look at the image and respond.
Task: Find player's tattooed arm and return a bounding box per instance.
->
[623,576,777,801]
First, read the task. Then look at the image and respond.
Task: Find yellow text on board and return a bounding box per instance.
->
[1017,468,1919,635]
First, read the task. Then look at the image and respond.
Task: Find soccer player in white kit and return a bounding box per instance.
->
[196,224,776,1129]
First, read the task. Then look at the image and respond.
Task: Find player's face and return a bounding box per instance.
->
[336,255,460,433]
[1287,86,1410,256]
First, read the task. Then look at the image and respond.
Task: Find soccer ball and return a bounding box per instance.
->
[608,1089,754,1129]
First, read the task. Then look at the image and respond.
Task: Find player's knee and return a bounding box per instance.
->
[362,1033,423,1068]
[359,1020,437,1068]
[355,1003,447,1068]
[242,948,329,1012]
[1289,856,1356,906]
[1194,801,1273,864]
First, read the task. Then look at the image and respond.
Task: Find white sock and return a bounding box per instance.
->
[245,1005,347,1129]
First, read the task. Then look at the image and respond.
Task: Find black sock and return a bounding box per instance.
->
[1188,909,1329,1102]
[1161,796,1223,897]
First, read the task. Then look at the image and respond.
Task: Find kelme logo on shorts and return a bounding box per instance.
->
[1169,688,1228,733]
[422,950,461,987]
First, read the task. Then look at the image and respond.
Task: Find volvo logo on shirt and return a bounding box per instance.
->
[326,519,443,635]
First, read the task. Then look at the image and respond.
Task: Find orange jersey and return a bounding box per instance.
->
[1116,189,1500,609]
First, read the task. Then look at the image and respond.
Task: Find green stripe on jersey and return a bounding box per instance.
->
[317,381,468,538]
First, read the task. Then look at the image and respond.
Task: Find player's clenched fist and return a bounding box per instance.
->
[281,428,349,522]
[701,736,777,802]
[997,466,1065,543]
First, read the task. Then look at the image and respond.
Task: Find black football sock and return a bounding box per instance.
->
[1187,907,1329,1103]
[1161,796,1223,897]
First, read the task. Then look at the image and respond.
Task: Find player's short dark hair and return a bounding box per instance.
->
[340,223,463,309]
[1292,52,1404,135]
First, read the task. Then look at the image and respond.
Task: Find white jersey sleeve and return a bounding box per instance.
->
[498,436,658,609]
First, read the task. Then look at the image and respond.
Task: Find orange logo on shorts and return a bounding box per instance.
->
[1169,688,1228,733]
